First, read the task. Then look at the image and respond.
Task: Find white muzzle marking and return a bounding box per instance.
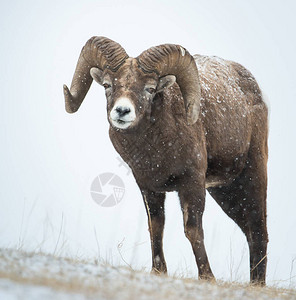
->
[110,97,136,129]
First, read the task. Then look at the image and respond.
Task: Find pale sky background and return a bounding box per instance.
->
[1,0,296,288]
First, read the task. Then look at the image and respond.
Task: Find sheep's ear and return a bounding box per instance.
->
[90,67,104,85]
[156,75,176,93]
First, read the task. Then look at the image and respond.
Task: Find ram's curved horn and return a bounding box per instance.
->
[63,36,129,113]
[136,44,201,124]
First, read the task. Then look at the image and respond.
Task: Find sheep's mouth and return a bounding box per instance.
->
[113,118,133,124]
[111,117,134,129]
[117,119,130,124]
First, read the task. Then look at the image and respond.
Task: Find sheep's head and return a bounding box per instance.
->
[63,36,201,130]
[90,58,177,130]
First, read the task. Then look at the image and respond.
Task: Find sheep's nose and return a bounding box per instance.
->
[116,106,131,117]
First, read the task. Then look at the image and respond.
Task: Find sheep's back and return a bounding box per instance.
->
[194,55,263,163]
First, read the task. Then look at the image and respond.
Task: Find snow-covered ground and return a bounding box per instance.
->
[0,249,294,300]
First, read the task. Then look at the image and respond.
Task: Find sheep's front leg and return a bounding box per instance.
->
[142,190,167,274]
[179,186,214,280]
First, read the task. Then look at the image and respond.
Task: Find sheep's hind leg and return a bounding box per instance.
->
[207,157,268,285]
[179,186,215,280]
[208,103,268,285]
[142,190,167,274]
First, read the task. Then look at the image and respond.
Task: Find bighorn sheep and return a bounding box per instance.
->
[63,36,268,285]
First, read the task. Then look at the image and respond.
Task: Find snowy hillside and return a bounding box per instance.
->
[0,249,294,300]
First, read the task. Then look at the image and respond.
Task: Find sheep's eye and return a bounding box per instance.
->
[103,83,111,89]
[146,87,156,94]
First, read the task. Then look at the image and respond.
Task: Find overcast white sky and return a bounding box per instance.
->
[1,0,296,287]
